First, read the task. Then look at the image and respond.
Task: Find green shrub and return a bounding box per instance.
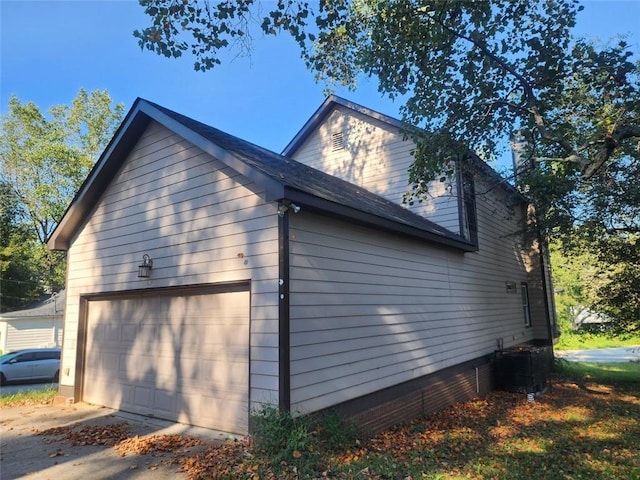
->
[250,406,320,477]
[316,409,360,452]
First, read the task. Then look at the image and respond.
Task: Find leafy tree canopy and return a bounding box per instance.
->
[136,0,639,330]
[135,0,638,224]
[0,181,42,311]
[1,89,125,244]
[0,89,125,308]
[551,234,639,336]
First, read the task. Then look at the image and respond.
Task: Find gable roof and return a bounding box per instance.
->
[282,95,407,156]
[283,95,522,199]
[0,291,65,319]
[48,98,477,252]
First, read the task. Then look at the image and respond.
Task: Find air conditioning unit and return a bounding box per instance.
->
[494,344,553,394]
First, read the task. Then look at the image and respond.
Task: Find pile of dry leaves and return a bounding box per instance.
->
[38,422,131,447]
[36,420,249,477]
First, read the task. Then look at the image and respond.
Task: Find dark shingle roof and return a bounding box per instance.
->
[147,101,474,250]
[1,291,65,318]
[49,98,476,251]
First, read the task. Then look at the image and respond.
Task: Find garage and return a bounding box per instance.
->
[81,287,250,434]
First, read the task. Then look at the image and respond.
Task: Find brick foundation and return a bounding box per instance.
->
[324,356,494,436]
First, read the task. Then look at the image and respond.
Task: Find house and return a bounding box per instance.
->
[570,305,613,333]
[48,96,557,435]
[0,290,64,354]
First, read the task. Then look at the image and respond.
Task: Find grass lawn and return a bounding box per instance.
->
[555,359,640,384]
[555,331,640,350]
[180,361,640,480]
[0,386,58,407]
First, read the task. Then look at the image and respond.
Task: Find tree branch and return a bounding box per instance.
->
[534,155,583,164]
[582,123,640,179]
[420,8,585,165]
[483,99,530,115]
[421,10,535,106]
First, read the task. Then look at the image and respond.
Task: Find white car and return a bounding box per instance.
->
[0,348,61,385]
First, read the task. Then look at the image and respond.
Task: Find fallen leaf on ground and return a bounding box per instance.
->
[38,422,130,447]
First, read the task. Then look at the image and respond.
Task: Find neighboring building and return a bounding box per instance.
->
[0,291,65,354]
[570,306,613,332]
[47,97,557,435]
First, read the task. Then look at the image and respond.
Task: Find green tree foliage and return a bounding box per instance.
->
[592,235,640,334]
[0,182,41,311]
[0,90,125,309]
[552,235,639,336]
[135,1,639,226]
[550,238,609,333]
[136,0,640,330]
[135,1,638,187]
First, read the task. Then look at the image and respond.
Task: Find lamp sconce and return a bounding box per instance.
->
[277,202,301,217]
[277,204,288,217]
[138,254,153,278]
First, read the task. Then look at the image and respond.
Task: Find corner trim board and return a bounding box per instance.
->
[278,207,291,411]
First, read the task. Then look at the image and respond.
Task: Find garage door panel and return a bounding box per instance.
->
[152,389,176,413]
[177,394,247,433]
[83,289,250,434]
[133,386,154,408]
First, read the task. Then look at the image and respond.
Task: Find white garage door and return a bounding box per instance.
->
[83,288,249,434]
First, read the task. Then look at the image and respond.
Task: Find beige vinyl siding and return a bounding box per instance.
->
[290,106,461,233]
[1,318,63,352]
[289,184,533,414]
[62,121,280,408]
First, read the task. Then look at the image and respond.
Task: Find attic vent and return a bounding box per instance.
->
[331,131,345,151]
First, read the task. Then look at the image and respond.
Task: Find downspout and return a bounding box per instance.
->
[278,202,291,411]
[537,230,555,347]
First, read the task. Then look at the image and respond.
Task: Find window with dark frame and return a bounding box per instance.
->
[458,170,478,245]
[521,282,532,327]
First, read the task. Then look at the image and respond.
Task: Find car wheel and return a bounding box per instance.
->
[0,373,6,386]
[52,370,59,382]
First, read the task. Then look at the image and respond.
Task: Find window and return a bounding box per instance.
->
[521,282,532,327]
[14,353,36,363]
[35,351,60,361]
[458,171,478,244]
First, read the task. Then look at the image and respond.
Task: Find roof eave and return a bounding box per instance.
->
[284,188,478,253]
[282,96,523,205]
[48,100,286,251]
[48,98,152,251]
[282,95,410,157]
[137,102,285,201]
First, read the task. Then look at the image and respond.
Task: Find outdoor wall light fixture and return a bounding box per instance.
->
[277,204,289,217]
[277,202,302,217]
[138,254,153,278]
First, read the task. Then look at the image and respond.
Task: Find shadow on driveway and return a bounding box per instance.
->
[0,402,233,479]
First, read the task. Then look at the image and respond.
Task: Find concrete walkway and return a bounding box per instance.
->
[0,402,234,479]
[554,345,640,363]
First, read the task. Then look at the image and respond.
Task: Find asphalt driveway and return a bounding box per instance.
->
[554,345,640,363]
[0,402,233,479]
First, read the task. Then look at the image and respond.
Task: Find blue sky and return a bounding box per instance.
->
[1,0,639,158]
